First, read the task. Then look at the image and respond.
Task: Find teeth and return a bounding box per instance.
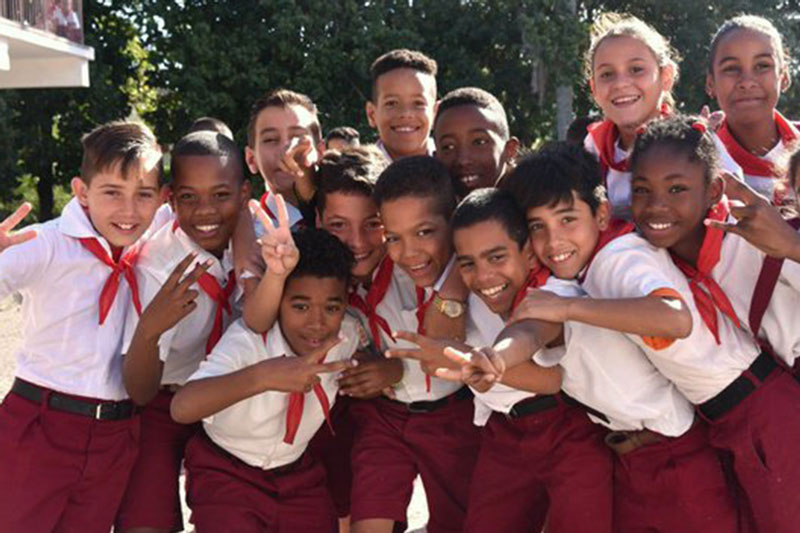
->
[393,126,417,133]
[460,174,480,185]
[116,223,134,230]
[480,283,508,298]
[195,224,220,232]
[648,222,673,230]
[354,252,370,261]
[550,251,574,263]
[613,95,639,105]
[409,262,428,272]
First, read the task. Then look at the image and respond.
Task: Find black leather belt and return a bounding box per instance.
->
[698,352,778,422]
[506,394,559,419]
[561,392,610,424]
[389,386,473,413]
[202,430,306,475]
[11,378,136,421]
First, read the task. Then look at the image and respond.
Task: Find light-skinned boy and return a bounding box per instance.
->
[115,131,251,533]
[433,87,519,197]
[0,122,165,532]
[366,49,438,162]
[170,227,358,532]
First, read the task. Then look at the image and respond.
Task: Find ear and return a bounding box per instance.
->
[239,180,252,206]
[660,63,676,94]
[595,200,611,232]
[522,238,536,266]
[71,177,89,207]
[705,72,716,99]
[244,146,259,175]
[708,173,724,206]
[780,65,791,93]
[316,139,326,156]
[365,101,377,128]
[502,137,520,164]
[589,77,597,101]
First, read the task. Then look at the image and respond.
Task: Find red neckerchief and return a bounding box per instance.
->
[577,218,636,284]
[348,256,395,350]
[510,266,552,313]
[588,119,630,174]
[259,332,334,445]
[718,111,800,177]
[78,238,142,324]
[668,201,741,344]
[196,270,236,354]
[415,286,436,393]
[259,192,279,225]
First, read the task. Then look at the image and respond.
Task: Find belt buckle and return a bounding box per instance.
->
[407,401,431,414]
[94,403,105,420]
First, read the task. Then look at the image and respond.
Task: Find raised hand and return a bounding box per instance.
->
[250,194,299,277]
[0,203,36,253]
[338,353,403,398]
[509,289,570,325]
[705,173,800,260]
[259,336,353,393]
[699,105,725,131]
[435,346,505,393]
[138,253,210,338]
[278,137,319,202]
[385,330,459,371]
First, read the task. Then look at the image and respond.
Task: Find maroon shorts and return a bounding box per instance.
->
[0,387,140,533]
[465,399,613,533]
[613,421,738,532]
[115,389,199,531]
[704,370,800,532]
[349,391,480,533]
[306,395,355,518]
[184,430,337,532]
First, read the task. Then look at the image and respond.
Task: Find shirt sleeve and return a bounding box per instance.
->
[0,223,51,301]
[188,320,259,382]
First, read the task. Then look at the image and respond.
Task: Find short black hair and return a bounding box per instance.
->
[373,155,456,220]
[434,87,510,139]
[188,116,234,140]
[499,142,606,214]
[314,146,387,214]
[630,115,719,185]
[325,126,361,147]
[566,115,598,145]
[171,130,244,183]
[289,227,355,285]
[452,188,528,249]
[370,49,437,102]
[247,88,322,147]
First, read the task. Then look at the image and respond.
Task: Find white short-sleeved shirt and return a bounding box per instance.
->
[188,316,358,469]
[375,138,435,163]
[714,228,800,367]
[535,277,694,436]
[361,257,463,402]
[253,192,304,239]
[582,233,762,404]
[584,131,743,220]
[465,293,545,426]
[122,219,241,386]
[0,198,171,400]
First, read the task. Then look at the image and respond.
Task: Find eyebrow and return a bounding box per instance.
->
[718,52,775,64]
[480,245,507,258]
[595,57,648,69]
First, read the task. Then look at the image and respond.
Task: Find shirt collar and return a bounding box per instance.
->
[171,221,234,281]
[375,138,435,162]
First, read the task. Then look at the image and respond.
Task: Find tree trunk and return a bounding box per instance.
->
[37,172,55,221]
[555,0,577,140]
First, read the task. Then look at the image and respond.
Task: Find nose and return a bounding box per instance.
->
[349,226,367,251]
[306,305,326,330]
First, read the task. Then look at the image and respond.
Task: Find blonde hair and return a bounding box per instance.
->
[585,13,681,111]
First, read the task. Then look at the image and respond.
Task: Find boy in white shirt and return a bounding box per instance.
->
[171,227,358,532]
[0,121,165,532]
[115,131,251,533]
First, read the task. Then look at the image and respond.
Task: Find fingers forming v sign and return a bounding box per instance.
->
[0,203,36,253]
[268,335,352,393]
[705,174,800,259]
[140,253,211,337]
[435,346,504,393]
[249,194,299,277]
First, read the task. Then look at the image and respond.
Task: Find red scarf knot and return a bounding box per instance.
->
[78,237,142,324]
[197,269,237,354]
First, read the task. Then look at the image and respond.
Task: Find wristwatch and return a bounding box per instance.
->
[433,294,466,318]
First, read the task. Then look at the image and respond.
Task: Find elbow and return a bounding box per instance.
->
[242,307,269,334]
[123,375,158,406]
[543,367,563,395]
[170,392,198,424]
[668,309,693,339]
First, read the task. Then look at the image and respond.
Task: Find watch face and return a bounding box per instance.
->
[442,300,464,318]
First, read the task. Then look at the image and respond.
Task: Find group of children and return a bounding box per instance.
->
[0,10,799,533]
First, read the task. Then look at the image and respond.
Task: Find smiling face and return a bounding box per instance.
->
[631,145,721,263]
[525,192,609,280]
[380,196,452,288]
[591,35,674,139]
[434,105,517,196]
[707,28,789,130]
[366,68,437,160]
[171,155,250,258]
[279,275,348,356]
[72,157,163,248]
[454,219,532,317]
[245,104,321,201]
[318,191,385,282]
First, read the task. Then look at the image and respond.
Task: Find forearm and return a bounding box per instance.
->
[566,295,691,338]
[122,328,165,405]
[232,207,257,277]
[493,319,562,370]
[500,361,562,395]
[242,274,284,332]
[171,364,266,424]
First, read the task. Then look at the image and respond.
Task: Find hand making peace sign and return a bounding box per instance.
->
[0,203,36,253]
[249,194,300,278]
